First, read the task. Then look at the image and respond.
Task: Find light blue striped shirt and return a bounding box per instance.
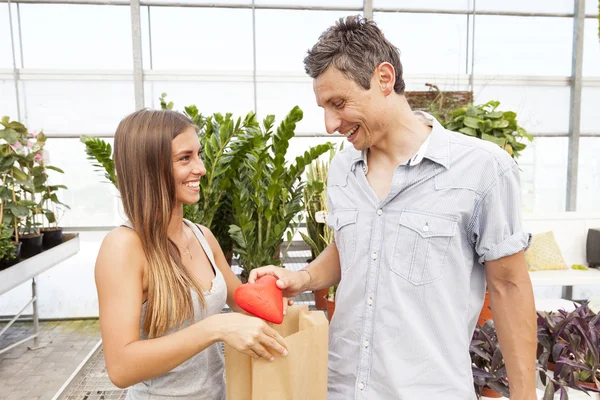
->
[325,112,531,400]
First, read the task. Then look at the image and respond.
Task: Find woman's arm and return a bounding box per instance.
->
[96,228,287,389]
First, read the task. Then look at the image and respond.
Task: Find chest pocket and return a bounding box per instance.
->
[391,210,458,285]
[327,209,358,273]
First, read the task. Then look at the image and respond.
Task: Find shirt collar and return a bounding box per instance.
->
[350,111,450,173]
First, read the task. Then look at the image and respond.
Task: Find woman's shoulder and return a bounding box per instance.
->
[96,227,146,274]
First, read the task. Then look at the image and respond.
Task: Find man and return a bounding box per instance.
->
[250,15,537,400]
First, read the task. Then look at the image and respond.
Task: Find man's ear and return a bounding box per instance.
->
[375,62,395,96]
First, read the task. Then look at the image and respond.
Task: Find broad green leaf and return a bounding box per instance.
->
[463,116,481,129]
[459,127,477,136]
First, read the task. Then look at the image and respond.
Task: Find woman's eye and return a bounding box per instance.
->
[180,155,190,161]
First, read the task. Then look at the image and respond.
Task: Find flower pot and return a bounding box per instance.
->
[313,288,329,310]
[0,241,22,270]
[481,386,503,398]
[577,381,598,390]
[40,227,63,249]
[20,233,44,259]
[326,298,335,322]
[478,291,493,326]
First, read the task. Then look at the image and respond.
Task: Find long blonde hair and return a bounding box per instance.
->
[114,109,206,338]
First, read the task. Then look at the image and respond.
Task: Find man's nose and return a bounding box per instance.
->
[324,109,341,135]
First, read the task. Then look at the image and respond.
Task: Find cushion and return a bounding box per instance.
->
[525,231,569,271]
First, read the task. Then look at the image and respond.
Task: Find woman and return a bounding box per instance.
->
[95,109,288,400]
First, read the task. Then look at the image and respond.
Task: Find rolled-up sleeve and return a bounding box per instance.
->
[471,163,531,264]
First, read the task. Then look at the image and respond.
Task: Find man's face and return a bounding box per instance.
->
[313,66,381,151]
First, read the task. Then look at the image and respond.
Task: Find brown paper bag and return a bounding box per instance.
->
[224,305,328,400]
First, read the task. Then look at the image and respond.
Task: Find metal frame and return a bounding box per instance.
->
[0,234,80,355]
[2,0,598,213]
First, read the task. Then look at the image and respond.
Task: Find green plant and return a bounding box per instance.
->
[0,117,43,239]
[229,106,332,279]
[443,101,533,159]
[299,144,340,260]
[80,136,117,186]
[0,223,17,261]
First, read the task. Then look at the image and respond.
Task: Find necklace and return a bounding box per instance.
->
[176,226,193,260]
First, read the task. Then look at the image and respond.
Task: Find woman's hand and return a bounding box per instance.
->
[212,313,288,361]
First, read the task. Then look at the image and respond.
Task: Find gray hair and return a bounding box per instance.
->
[304,15,406,94]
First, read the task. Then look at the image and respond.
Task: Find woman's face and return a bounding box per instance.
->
[171,127,206,205]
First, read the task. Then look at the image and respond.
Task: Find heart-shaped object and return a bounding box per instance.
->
[234,275,284,324]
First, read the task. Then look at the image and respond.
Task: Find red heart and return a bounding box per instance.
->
[234,275,284,324]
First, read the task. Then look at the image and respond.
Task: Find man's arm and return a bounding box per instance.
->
[248,241,342,297]
[485,250,537,400]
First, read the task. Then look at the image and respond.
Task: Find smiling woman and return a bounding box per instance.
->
[93,109,290,399]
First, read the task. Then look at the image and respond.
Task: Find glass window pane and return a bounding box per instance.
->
[0,5,14,68]
[474,85,570,134]
[374,12,468,75]
[150,7,253,71]
[585,0,597,14]
[144,81,254,119]
[581,87,600,134]
[476,0,574,14]
[43,138,121,228]
[474,16,572,76]
[255,10,357,74]
[375,0,470,11]
[0,80,18,119]
[257,82,324,134]
[577,138,600,212]
[20,4,132,69]
[255,0,361,6]
[518,137,568,213]
[24,81,135,134]
[583,16,600,77]
[375,0,574,13]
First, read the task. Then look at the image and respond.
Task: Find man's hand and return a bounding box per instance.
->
[248,265,310,299]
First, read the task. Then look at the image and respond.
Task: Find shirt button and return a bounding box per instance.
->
[376,209,383,216]
[358,382,365,390]
[371,251,378,260]
[423,224,430,232]
[367,298,373,306]
[364,340,369,348]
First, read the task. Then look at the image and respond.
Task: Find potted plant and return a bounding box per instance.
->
[13,131,46,258]
[442,100,533,159]
[228,106,332,280]
[37,157,69,249]
[299,144,341,309]
[470,319,510,399]
[0,223,19,270]
[406,82,473,123]
[537,302,600,398]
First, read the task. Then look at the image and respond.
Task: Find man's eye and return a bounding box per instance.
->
[334,101,344,109]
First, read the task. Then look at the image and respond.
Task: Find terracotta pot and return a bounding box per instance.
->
[481,386,503,398]
[326,298,335,322]
[577,381,598,390]
[313,288,329,310]
[478,291,493,326]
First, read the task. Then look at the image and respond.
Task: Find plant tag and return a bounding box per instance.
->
[315,211,327,223]
[589,294,600,314]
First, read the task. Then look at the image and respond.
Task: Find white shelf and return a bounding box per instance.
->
[529,268,600,287]
[0,233,80,296]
